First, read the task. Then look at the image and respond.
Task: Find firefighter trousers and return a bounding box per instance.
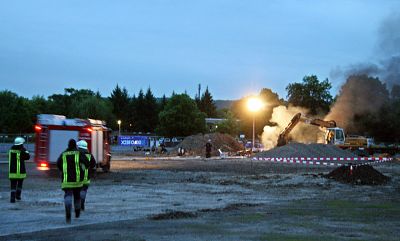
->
[64,188,81,216]
[80,185,89,210]
[10,179,24,202]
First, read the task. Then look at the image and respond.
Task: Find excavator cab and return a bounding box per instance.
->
[325,127,345,145]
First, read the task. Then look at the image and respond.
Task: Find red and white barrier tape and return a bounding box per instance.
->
[255,157,391,161]
[252,157,393,167]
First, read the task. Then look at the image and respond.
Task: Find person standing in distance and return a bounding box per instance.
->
[57,139,89,223]
[77,140,96,211]
[9,137,30,203]
[205,139,212,158]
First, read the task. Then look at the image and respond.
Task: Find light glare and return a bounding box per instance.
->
[247,97,263,112]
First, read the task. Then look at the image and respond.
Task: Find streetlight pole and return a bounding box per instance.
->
[247,97,263,153]
[252,113,255,153]
[117,120,121,136]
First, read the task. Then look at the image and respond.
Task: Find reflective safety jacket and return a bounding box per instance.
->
[8,145,30,179]
[81,152,96,185]
[57,149,89,189]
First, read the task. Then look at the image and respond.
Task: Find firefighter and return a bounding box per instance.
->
[9,137,30,203]
[57,139,89,223]
[205,139,212,158]
[77,140,96,211]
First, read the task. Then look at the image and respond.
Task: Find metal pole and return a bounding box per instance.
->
[118,123,121,136]
[252,113,255,153]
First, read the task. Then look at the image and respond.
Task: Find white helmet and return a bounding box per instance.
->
[77,140,88,149]
[14,137,25,145]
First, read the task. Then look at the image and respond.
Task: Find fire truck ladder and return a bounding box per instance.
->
[38,127,48,160]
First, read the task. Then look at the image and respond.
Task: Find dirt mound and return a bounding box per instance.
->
[199,203,260,213]
[174,133,243,157]
[149,210,198,220]
[256,142,357,158]
[324,165,390,185]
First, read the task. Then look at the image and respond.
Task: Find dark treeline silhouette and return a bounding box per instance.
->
[0,85,218,137]
[2,77,399,142]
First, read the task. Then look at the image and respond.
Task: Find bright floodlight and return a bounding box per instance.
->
[117,120,121,125]
[247,97,263,112]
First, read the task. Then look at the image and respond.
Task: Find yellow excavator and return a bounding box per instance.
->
[277,113,399,156]
[276,113,345,147]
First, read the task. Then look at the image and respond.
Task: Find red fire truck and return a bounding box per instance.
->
[34,114,112,172]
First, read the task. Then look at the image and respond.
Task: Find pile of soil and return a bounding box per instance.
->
[174,133,243,157]
[199,203,260,213]
[324,165,390,185]
[149,210,198,220]
[256,142,357,158]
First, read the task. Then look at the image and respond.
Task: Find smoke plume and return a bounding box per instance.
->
[330,13,400,89]
[325,75,389,132]
[261,105,325,150]
[378,13,400,90]
[326,13,400,133]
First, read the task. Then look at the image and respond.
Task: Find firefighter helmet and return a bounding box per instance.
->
[77,140,88,150]
[14,137,25,145]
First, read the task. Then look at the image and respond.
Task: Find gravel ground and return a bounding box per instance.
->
[1,156,399,241]
[256,143,357,158]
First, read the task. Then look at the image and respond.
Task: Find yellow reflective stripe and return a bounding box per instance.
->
[8,150,11,176]
[62,154,68,183]
[84,169,89,182]
[62,151,82,188]
[9,173,26,178]
[9,150,22,178]
[17,152,21,175]
[84,154,91,182]
[62,182,83,188]
[75,153,80,182]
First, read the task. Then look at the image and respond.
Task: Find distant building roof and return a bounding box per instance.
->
[205,118,226,124]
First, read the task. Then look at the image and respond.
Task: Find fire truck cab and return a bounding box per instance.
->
[34,114,112,172]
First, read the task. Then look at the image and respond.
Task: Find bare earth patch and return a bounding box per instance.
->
[1,156,399,240]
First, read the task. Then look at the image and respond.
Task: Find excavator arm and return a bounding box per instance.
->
[276,113,337,147]
[304,118,336,128]
[277,113,301,147]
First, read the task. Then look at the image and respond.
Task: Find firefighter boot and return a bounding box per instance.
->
[75,208,81,218]
[65,205,71,224]
[81,199,85,211]
[10,191,16,203]
[16,189,22,201]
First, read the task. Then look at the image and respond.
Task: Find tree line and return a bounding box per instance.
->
[1,75,399,142]
[0,85,219,137]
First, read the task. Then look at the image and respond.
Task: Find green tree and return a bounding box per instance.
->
[126,94,137,132]
[157,94,206,137]
[143,87,159,132]
[198,86,217,117]
[29,95,49,122]
[391,84,400,99]
[71,96,115,124]
[216,110,240,136]
[109,84,130,129]
[159,94,168,112]
[286,75,333,115]
[133,89,146,132]
[47,93,70,116]
[47,88,96,117]
[0,90,33,133]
